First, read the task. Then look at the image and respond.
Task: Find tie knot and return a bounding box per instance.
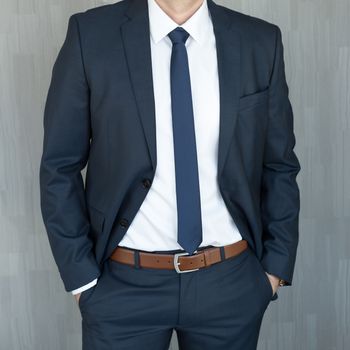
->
[168,27,190,45]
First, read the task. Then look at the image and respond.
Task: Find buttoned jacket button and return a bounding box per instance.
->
[119,218,129,227]
[142,178,152,189]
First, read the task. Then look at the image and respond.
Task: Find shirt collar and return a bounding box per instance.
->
[147,0,210,46]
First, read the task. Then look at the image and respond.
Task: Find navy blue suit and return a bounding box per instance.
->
[39,0,301,347]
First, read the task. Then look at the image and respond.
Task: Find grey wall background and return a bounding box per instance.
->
[0,0,349,349]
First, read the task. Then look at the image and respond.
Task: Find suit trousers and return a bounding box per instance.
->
[78,244,274,350]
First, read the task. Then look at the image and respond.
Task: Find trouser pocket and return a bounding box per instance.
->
[249,250,274,301]
[78,283,97,309]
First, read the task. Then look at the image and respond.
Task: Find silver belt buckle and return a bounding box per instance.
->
[173,250,199,273]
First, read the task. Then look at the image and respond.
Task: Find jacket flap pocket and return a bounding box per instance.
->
[88,205,105,233]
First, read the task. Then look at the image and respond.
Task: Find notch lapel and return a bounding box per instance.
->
[120,0,157,170]
[207,0,241,179]
[120,0,241,178]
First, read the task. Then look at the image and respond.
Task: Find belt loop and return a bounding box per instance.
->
[219,246,226,261]
[134,250,140,269]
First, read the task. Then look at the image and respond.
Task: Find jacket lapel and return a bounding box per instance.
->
[207,0,241,178]
[121,0,157,170]
[120,0,241,178]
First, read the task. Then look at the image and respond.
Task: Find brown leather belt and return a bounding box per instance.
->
[109,239,248,273]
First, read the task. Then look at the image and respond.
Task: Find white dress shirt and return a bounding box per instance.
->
[71,0,242,295]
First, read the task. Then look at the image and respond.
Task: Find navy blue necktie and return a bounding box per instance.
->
[168,27,203,255]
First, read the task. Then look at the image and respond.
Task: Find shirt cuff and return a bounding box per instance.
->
[70,278,98,295]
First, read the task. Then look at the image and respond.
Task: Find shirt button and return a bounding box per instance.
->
[142,178,152,189]
[119,218,129,228]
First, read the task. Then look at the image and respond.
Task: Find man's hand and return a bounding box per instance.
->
[265,272,280,295]
[74,292,82,303]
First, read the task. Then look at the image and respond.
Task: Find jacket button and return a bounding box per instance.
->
[119,218,129,228]
[142,178,152,189]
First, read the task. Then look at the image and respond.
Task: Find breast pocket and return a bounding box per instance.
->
[238,88,269,112]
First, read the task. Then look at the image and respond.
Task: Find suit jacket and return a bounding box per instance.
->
[39,0,301,301]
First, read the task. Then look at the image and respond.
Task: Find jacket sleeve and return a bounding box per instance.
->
[39,14,101,292]
[260,25,301,286]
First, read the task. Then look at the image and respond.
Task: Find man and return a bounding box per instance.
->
[39,0,301,348]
